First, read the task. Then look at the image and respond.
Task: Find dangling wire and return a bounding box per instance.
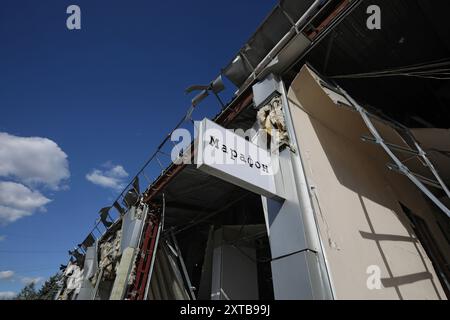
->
[329,58,450,80]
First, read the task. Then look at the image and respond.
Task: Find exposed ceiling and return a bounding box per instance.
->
[154,165,261,231]
[290,0,450,128]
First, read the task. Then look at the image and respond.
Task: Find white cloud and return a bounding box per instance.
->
[0,132,69,224]
[21,276,43,285]
[0,235,5,242]
[0,132,69,190]
[0,181,51,224]
[86,164,128,190]
[0,291,16,300]
[0,270,15,280]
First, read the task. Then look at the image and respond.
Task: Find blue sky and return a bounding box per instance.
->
[0,0,275,297]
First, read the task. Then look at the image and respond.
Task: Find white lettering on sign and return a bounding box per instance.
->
[196,118,282,199]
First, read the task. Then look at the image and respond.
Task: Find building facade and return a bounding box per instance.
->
[57,0,450,300]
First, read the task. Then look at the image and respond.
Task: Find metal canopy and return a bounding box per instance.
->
[222,0,316,87]
[152,165,255,229]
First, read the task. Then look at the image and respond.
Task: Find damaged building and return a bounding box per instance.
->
[56,0,450,300]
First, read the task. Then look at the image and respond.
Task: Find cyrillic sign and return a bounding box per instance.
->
[196,118,280,198]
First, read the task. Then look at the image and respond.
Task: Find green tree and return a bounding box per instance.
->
[15,282,38,300]
[15,273,62,300]
[37,273,62,300]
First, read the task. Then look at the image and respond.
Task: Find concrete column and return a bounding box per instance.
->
[109,247,135,300]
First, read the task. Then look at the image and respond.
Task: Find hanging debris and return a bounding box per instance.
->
[257,94,291,150]
[93,228,122,286]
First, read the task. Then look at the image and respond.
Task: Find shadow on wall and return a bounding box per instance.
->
[358,195,442,300]
[287,65,446,299]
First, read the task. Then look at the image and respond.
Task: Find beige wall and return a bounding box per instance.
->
[287,65,448,300]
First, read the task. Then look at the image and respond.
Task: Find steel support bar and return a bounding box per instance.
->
[363,111,450,200]
[361,135,420,156]
[387,164,443,190]
[143,196,165,300]
[170,231,196,300]
[91,268,104,300]
[138,218,160,300]
[338,87,450,218]
[128,211,161,300]
[410,137,450,199]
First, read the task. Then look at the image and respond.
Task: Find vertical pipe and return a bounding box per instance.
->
[278,77,335,299]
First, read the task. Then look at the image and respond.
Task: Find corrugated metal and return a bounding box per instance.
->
[223,0,316,87]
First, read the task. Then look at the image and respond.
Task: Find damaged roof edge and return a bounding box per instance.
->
[70,0,357,255]
[142,88,254,203]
